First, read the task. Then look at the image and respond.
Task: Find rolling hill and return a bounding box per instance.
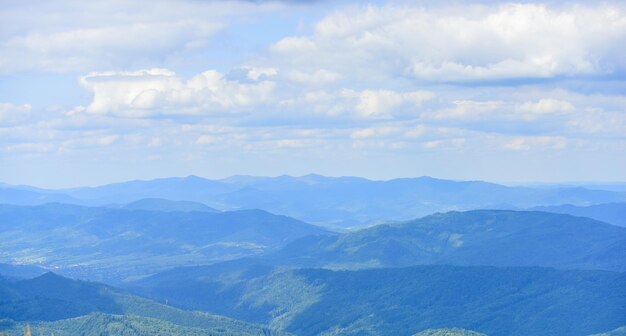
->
[273,210,626,272]
[129,263,626,336]
[0,203,332,282]
[0,272,284,335]
[0,313,260,336]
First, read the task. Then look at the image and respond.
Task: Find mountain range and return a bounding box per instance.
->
[2,175,625,228]
[1,175,625,335]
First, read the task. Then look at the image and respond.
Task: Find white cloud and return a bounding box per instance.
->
[80,68,276,117]
[2,21,221,72]
[270,3,626,81]
[2,1,626,185]
[270,37,317,53]
[0,0,281,73]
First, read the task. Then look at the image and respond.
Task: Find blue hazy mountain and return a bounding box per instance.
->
[530,203,626,227]
[118,198,220,213]
[0,272,284,335]
[273,210,626,272]
[0,186,80,206]
[129,263,626,336]
[127,210,626,335]
[2,175,625,228]
[0,203,332,282]
[1,179,625,335]
[0,263,47,280]
[63,175,236,205]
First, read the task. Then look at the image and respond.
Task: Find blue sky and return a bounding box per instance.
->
[1,0,625,188]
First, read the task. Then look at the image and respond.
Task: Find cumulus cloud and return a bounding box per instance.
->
[79,68,276,117]
[105,80,435,121]
[269,3,626,82]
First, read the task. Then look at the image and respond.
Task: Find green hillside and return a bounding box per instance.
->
[275,210,626,271]
[0,203,332,282]
[0,313,270,336]
[131,264,626,336]
[0,272,283,336]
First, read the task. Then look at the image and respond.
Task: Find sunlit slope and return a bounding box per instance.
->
[0,272,284,336]
[275,210,626,271]
[0,203,332,282]
[131,263,626,336]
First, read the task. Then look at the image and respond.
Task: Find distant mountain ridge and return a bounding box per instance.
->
[2,175,625,228]
[118,198,219,213]
[0,203,332,282]
[530,203,626,227]
[0,186,80,206]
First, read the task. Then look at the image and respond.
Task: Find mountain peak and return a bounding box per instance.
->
[26,271,67,285]
[183,175,206,181]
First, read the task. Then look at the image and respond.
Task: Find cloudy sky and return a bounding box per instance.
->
[1,0,625,187]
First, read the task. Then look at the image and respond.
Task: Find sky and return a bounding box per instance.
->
[1,0,625,188]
